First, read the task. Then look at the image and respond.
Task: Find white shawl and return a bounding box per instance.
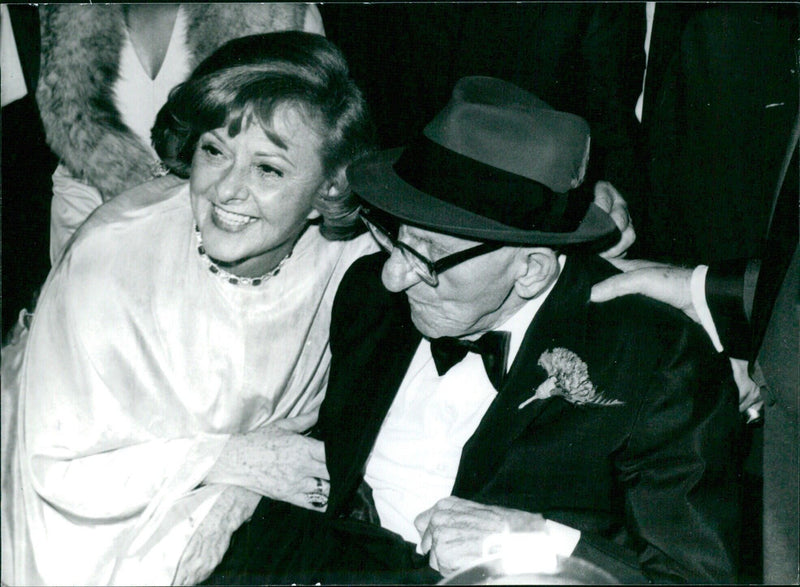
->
[1,175,374,585]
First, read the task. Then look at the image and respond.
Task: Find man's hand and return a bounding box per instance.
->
[590,258,699,323]
[173,485,261,585]
[414,496,546,577]
[592,261,763,415]
[593,181,636,259]
[730,357,764,418]
[204,413,330,511]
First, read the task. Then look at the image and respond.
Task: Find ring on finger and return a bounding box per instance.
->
[306,492,328,508]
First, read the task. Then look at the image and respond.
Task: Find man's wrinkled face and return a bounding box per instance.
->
[380,225,522,339]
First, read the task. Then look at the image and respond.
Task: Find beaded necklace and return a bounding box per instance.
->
[194,226,292,286]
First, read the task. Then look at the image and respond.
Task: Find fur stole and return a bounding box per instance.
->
[36,4,309,201]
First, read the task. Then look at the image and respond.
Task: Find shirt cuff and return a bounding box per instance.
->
[480,522,582,575]
[691,265,724,352]
[544,519,582,556]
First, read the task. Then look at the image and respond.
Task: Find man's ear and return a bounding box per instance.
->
[513,248,560,299]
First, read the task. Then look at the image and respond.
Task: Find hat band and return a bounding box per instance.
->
[393,135,586,232]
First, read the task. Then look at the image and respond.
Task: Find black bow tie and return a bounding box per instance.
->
[429,331,511,390]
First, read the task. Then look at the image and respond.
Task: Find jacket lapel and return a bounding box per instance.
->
[327,294,422,516]
[453,255,599,498]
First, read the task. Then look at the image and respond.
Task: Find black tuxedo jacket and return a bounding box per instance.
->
[319,252,742,583]
[634,4,798,265]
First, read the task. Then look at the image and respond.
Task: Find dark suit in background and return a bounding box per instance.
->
[632,7,798,581]
[755,244,799,585]
[635,3,798,266]
[321,3,645,198]
[706,118,799,583]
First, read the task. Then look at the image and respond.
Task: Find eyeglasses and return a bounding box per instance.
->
[359,209,502,286]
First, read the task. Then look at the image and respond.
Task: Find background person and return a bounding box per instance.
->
[632,3,797,266]
[600,5,799,579]
[1,31,375,586]
[591,115,799,584]
[1,4,58,335]
[36,3,324,265]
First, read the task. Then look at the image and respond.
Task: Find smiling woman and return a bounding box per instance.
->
[154,31,375,243]
[1,32,376,586]
[189,112,328,278]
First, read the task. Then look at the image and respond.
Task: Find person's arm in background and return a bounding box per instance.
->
[590,258,764,418]
[591,103,798,415]
[704,258,762,357]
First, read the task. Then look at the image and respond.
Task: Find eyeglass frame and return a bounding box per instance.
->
[359,208,503,286]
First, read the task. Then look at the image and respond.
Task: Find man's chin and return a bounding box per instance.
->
[410,312,456,340]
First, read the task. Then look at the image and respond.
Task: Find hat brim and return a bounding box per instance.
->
[349,148,619,246]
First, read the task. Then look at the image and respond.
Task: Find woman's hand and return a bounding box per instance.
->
[204,413,330,511]
[173,485,261,585]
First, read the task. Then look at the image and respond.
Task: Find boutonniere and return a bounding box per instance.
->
[518,347,624,410]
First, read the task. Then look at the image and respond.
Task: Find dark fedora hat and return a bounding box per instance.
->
[348,76,618,246]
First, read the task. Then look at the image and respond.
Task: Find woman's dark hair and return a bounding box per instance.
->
[152,31,376,239]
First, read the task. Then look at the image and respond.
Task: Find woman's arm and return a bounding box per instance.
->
[173,484,261,586]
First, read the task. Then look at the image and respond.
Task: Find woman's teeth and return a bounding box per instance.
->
[213,206,256,228]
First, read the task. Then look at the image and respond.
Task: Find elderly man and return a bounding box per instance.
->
[205,77,740,585]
